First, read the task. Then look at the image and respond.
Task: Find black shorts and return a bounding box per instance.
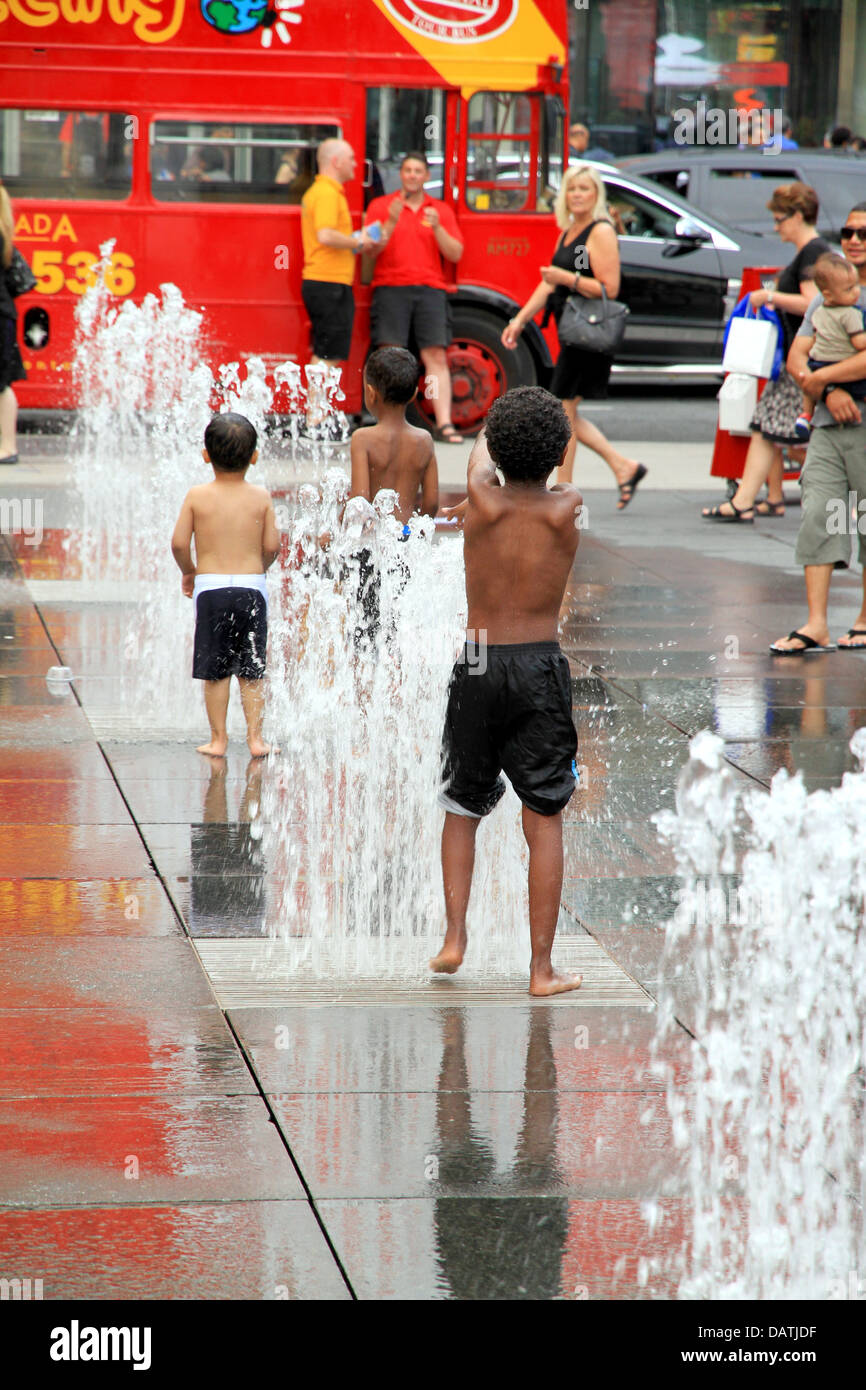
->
[351,541,411,655]
[440,641,578,818]
[301,280,355,360]
[193,587,268,681]
[550,342,612,401]
[371,284,451,351]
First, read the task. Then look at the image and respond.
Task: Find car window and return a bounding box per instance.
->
[706,168,800,230]
[644,167,691,198]
[603,182,681,239]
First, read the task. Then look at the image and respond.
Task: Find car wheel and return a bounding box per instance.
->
[416,306,537,435]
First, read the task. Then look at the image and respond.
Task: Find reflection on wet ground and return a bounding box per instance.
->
[2,500,864,1299]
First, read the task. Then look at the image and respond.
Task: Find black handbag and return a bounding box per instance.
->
[5,247,37,298]
[558,286,629,354]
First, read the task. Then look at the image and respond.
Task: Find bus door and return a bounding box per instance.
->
[447,90,565,427]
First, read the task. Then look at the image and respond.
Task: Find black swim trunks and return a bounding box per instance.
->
[439,640,578,818]
[193,586,268,681]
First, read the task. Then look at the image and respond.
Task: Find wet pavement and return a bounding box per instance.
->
[2,446,865,1300]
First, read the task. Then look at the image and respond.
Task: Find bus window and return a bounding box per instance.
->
[538,96,565,212]
[0,110,133,200]
[365,89,446,203]
[465,92,536,213]
[150,122,340,204]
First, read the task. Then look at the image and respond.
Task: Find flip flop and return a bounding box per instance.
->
[769,630,837,655]
[837,627,866,651]
[617,463,647,510]
[702,501,754,522]
[0,454,19,465]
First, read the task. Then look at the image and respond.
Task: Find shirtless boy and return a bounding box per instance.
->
[431,386,583,996]
[171,412,281,757]
[350,345,438,523]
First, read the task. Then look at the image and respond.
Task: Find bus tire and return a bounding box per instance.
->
[419,305,538,435]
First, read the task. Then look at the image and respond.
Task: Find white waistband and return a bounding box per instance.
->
[193,574,268,607]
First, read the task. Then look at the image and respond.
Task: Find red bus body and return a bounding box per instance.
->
[1,0,568,425]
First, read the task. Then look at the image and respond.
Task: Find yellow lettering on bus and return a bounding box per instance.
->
[104,250,135,296]
[64,249,99,294]
[31,249,65,294]
[59,0,101,18]
[13,213,34,239]
[29,247,136,296]
[52,214,78,242]
[7,0,60,27]
[34,212,52,237]
[3,0,185,41]
[131,0,185,44]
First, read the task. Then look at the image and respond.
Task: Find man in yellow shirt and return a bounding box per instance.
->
[301,139,373,370]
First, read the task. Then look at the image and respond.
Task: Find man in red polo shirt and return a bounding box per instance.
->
[365,152,464,443]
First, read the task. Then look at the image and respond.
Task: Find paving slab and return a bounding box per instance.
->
[0,878,182,937]
[0,1204,349,1299]
[0,1095,305,1206]
[316,1196,685,1300]
[0,1008,256,1098]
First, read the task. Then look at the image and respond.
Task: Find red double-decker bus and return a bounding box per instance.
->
[1,0,568,428]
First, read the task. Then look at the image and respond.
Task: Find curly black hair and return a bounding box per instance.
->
[204,412,258,472]
[484,386,571,481]
[364,346,420,405]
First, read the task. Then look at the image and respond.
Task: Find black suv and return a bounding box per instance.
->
[583,161,794,372]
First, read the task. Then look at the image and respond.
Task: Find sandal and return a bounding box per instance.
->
[837,628,866,651]
[0,453,19,465]
[769,630,836,655]
[434,422,464,445]
[616,463,647,510]
[755,500,785,517]
[701,501,754,522]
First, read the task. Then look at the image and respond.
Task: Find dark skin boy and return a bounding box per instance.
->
[431,432,584,996]
[350,374,439,523]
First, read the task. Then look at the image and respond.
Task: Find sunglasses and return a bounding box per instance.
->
[840,227,866,241]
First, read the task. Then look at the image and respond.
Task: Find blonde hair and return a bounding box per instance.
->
[0,181,13,269]
[554,163,611,231]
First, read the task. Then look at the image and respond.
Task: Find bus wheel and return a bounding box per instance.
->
[419,307,537,435]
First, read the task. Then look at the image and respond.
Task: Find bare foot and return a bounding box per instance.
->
[197,739,227,756]
[429,938,466,975]
[529,968,583,997]
[247,740,274,758]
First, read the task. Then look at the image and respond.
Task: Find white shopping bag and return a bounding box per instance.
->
[722,315,777,378]
[718,373,758,435]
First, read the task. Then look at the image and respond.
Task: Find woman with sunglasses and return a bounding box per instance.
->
[702,183,829,521]
[770,202,866,653]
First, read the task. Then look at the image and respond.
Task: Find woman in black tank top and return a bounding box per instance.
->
[500,164,647,507]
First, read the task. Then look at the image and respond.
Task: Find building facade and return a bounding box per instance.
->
[570,0,862,154]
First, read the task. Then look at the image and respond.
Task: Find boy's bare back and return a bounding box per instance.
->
[176,477,278,575]
[351,420,438,524]
[463,436,581,644]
